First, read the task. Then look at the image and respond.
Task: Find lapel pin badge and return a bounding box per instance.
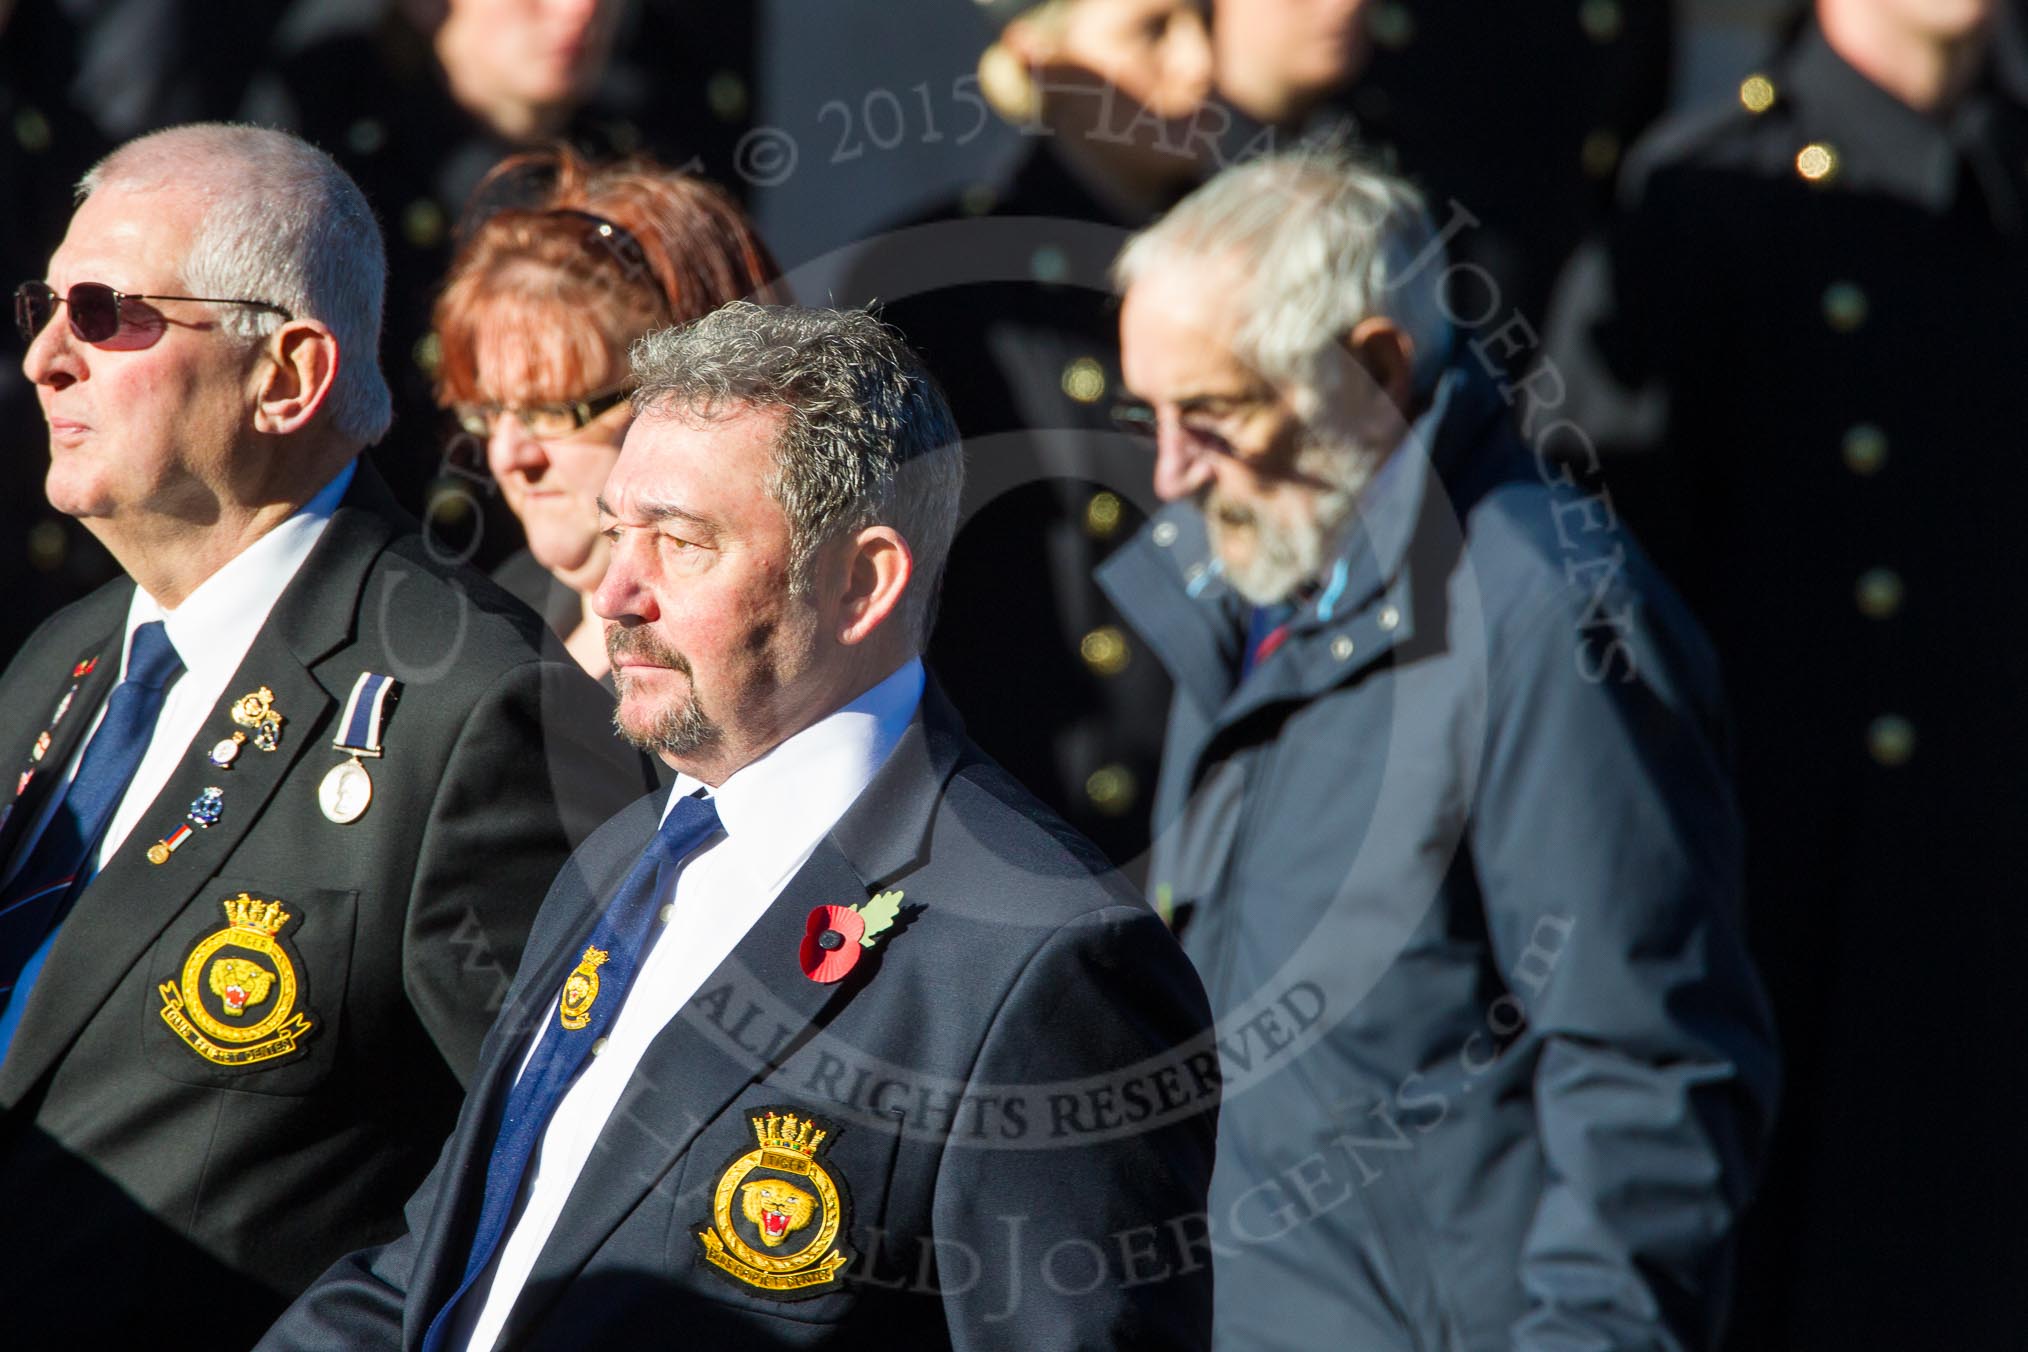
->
[209,731,247,768]
[19,669,92,792]
[231,686,285,752]
[187,787,224,829]
[147,825,193,865]
[146,787,227,865]
[799,890,904,984]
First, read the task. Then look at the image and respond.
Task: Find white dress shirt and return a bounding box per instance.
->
[453,657,926,1352]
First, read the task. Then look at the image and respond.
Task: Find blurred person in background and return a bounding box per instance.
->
[1211,0,1368,135]
[1209,0,1673,337]
[241,0,759,542]
[842,0,1215,875]
[1544,1,2028,1345]
[432,147,781,684]
[431,0,628,141]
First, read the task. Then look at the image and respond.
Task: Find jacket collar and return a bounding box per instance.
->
[1784,19,2028,230]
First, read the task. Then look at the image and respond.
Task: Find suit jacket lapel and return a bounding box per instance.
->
[0,473,400,1107]
[0,623,123,868]
[498,687,968,1342]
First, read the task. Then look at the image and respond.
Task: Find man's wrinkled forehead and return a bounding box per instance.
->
[1120,257,1257,395]
[49,185,198,289]
[602,400,787,523]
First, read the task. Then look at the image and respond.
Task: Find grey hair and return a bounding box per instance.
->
[1113,147,1452,414]
[629,303,964,647]
[79,123,393,445]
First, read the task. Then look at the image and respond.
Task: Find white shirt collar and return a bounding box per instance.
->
[122,460,356,678]
[661,657,926,858]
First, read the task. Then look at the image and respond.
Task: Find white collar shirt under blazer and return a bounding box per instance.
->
[453,656,926,1352]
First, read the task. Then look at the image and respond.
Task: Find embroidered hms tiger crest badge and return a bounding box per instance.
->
[158,893,315,1066]
[697,1110,853,1298]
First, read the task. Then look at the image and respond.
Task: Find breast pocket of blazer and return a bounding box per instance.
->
[665,1087,906,1324]
[138,875,358,1096]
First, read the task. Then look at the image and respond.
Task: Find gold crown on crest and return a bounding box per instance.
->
[222,893,291,936]
[751,1111,826,1156]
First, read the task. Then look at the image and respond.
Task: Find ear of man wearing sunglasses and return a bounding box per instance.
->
[0,123,640,1347]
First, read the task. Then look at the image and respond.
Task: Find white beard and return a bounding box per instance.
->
[1207,432,1385,605]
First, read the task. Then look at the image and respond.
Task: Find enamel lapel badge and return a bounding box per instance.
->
[147,786,226,864]
[9,656,99,812]
[697,1110,854,1298]
[230,686,285,752]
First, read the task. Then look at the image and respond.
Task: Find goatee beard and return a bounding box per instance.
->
[607,624,723,757]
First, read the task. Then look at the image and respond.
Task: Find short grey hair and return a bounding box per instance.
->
[1113,147,1452,414]
[629,303,964,647]
[79,123,393,445]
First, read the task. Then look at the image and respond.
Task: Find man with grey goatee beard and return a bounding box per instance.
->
[263,303,1217,1352]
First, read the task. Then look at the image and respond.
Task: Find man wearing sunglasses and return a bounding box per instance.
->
[0,123,642,1346]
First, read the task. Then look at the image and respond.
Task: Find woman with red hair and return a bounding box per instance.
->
[434,147,780,680]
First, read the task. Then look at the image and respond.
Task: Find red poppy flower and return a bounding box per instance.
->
[800,904,866,983]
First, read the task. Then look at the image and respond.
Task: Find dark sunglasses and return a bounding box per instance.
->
[14,280,293,346]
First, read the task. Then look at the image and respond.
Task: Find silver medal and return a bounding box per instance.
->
[318,758,373,824]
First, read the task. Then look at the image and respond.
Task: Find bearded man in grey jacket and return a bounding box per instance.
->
[1097,149,1779,1351]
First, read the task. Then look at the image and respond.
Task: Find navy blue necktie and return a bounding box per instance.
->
[422,792,724,1352]
[0,622,182,1031]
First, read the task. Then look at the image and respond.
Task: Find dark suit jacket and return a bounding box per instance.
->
[0,465,649,1346]
[259,685,1218,1350]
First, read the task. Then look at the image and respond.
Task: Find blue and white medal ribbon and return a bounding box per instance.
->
[319,672,399,824]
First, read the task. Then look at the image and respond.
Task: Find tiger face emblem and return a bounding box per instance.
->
[739,1178,817,1247]
[208,956,275,1015]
